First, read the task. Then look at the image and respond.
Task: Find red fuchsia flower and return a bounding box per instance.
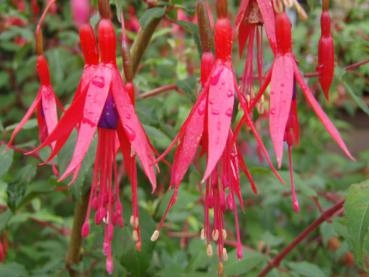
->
[29,17,157,274]
[71,0,90,28]
[317,0,334,100]
[245,8,354,168]
[7,1,63,173]
[151,1,284,269]
[236,0,277,100]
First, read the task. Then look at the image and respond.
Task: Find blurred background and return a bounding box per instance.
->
[0,0,368,276]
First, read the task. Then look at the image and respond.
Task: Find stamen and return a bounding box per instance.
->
[212,229,219,241]
[200,228,205,240]
[206,244,213,257]
[151,230,160,241]
[222,248,228,261]
[132,230,139,242]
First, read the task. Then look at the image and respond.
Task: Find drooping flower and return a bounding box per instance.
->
[151,2,284,269]
[245,9,353,167]
[236,0,277,100]
[29,18,157,274]
[7,1,63,170]
[317,0,335,100]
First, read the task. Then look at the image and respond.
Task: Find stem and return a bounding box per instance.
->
[130,2,168,75]
[305,58,369,78]
[35,0,56,55]
[197,0,213,52]
[139,84,182,99]
[322,0,330,11]
[258,200,344,277]
[98,0,111,19]
[66,193,89,277]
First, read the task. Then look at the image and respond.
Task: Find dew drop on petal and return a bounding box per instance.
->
[125,113,131,120]
[198,101,206,115]
[270,108,276,115]
[92,76,105,88]
[211,108,220,115]
[210,66,224,85]
[225,108,233,117]
[123,124,136,141]
[227,89,233,97]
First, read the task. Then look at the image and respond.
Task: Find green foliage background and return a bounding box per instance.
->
[0,0,368,276]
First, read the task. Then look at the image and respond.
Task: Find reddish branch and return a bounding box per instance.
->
[0,140,41,161]
[305,58,369,78]
[258,200,345,277]
[140,84,182,99]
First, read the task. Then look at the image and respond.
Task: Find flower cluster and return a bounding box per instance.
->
[7,0,353,274]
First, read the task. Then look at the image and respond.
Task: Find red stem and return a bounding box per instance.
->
[304,58,369,78]
[258,200,344,277]
[139,84,182,99]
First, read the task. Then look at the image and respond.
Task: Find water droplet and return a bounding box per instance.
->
[209,98,214,105]
[221,81,225,86]
[210,67,224,85]
[280,83,285,87]
[270,108,276,115]
[198,101,206,115]
[92,76,105,88]
[225,108,233,117]
[123,124,136,141]
[270,90,275,95]
[227,89,233,97]
[125,113,131,120]
[211,108,220,115]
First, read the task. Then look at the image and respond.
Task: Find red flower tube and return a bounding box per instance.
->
[29,18,157,274]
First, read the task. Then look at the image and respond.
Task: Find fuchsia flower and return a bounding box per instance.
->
[151,4,284,268]
[8,1,63,164]
[30,19,157,274]
[236,9,354,208]
[236,0,276,98]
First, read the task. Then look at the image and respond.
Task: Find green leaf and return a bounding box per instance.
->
[139,8,166,29]
[0,263,28,277]
[344,179,369,270]
[223,250,267,275]
[0,209,12,232]
[343,81,369,116]
[0,145,13,178]
[288,261,326,277]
